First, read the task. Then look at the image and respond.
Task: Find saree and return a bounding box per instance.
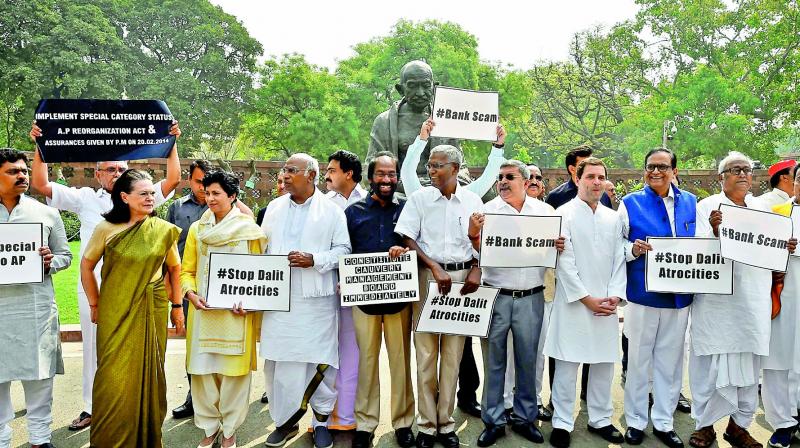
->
[89,217,180,448]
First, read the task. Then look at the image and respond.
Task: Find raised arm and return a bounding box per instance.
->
[30,123,53,198]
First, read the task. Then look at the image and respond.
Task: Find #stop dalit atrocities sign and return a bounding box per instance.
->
[429,87,499,141]
[645,237,734,295]
[205,253,291,311]
[415,282,499,338]
[33,99,176,163]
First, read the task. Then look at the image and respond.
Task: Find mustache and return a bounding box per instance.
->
[16,180,28,186]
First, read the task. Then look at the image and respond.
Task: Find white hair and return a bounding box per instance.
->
[718,151,753,174]
[501,160,530,179]
[290,153,319,183]
[430,145,463,167]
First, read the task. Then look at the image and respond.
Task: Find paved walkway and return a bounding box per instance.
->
[7,337,777,447]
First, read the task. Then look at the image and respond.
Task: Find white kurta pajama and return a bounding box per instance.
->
[0,195,72,447]
[46,181,171,414]
[690,193,772,430]
[260,189,351,428]
[544,197,626,432]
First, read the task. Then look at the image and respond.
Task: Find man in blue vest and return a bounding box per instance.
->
[618,148,696,448]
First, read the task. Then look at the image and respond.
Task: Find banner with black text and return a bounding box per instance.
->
[429,87,499,141]
[0,223,43,285]
[414,282,499,338]
[205,253,291,311]
[479,214,561,268]
[645,237,733,295]
[718,203,792,272]
[339,251,419,306]
[34,99,175,162]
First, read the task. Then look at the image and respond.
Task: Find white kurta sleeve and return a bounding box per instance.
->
[47,211,72,275]
[154,179,174,207]
[394,191,422,240]
[466,146,505,198]
[617,201,638,262]
[695,197,715,237]
[312,207,352,273]
[608,219,628,300]
[400,136,427,196]
[556,216,590,303]
[47,182,87,213]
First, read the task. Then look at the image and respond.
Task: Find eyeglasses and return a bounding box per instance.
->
[722,166,753,176]
[529,175,543,181]
[99,166,127,174]
[280,166,303,175]
[373,172,398,180]
[645,164,672,173]
[425,162,455,170]
[497,173,520,181]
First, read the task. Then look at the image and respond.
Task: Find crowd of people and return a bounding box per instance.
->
[1,112,800,448]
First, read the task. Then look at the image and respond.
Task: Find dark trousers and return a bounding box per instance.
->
[621,334,629,373]
[457,337,480,404]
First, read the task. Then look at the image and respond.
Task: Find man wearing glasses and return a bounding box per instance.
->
[617,148,696,448]
[28,122,181,431]
[689,151,796,448]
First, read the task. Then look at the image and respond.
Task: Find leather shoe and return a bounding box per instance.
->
[676,393,691,414]
[395,427,415,448]
[654,429,685,448]
[537,405,552,422]
[68,411,91,431]
[437,431,459,448]
[415,432,435,448]
[549,428,571,448]
[457,400,482,418]
[588,424,625,444]
[260,392,269,404]
[172,398,194,419]
[352,430,374,448]
[625,427,646,445]
[511,422,544,443]
[477,426,506,447]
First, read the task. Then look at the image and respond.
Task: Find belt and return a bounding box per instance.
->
[441,261,473,272]
[485,284,545,299]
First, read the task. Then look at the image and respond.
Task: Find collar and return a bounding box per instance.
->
[773,188,791,200]
[96,188,110,198]
[366,194,399,208]
[188,192,205,206]
[433,183,465,202]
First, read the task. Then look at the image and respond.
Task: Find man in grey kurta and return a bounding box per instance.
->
[0,148,72,448]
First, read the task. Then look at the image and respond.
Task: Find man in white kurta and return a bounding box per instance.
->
[756,159,795,209]
[761,169,800,448]
[261,154,351,448]
[689,151,786,448]
[0,149,72,448]
[544,158,626,448]
[28,122,180,429]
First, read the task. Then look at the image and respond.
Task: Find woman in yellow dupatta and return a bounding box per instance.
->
[182,170,266,448]
[80,169,184,448]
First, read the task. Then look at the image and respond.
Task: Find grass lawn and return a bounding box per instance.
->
[54,240,80,325]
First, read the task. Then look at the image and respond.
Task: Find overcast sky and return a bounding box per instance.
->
[210,0,640,70]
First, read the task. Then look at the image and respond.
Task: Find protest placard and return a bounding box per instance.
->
[0,223,43,285]
[718,203,792,272]
[645,237,733,295]
[339,251,419,307]
[205,253,291,311]
[33,99,176,162]
[479,214,561,268]
[414,282,499,338]
[791,205,800,258]
[429,87,499,141]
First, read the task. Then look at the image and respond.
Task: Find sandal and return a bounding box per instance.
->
[68,411,91,431]
[689,426,717,448]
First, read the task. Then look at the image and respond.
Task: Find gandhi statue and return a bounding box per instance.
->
[366,60,473,192]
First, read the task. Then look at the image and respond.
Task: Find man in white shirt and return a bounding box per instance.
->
[756,159,796,209]
[467,160,564,447]
[395,144,483,448]
[545,157,627,448]
[28,121,181,431]
[322,149,367,431]
[261,154,352,448]
[690,151,796,448]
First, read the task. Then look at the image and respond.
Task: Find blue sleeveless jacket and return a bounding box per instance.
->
[623,184,696,308]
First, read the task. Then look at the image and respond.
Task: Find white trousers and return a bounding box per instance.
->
[264,360,337,428]
[535,301,551,406]
[551,360,614,432]
[762,369,800,430]
[623,303,689,431]
[0,378,54,447]
[791,372,800,409]
[689,353,760,430]
[78,290,98,414]
[192,373,252,438]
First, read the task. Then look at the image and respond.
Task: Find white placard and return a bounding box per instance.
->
[645,237,733,295]
[205,253,291,311]
[429,87,499,141]
[414,282,499,338]
[479,214,561,268]
[790,205,800,258]
[718,203,792,272]
[0,223,43,285]
[339,251,419,307]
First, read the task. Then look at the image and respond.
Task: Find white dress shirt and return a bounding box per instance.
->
[480,195,554,290]
[395,184,483,265]
[325,183,368,210]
